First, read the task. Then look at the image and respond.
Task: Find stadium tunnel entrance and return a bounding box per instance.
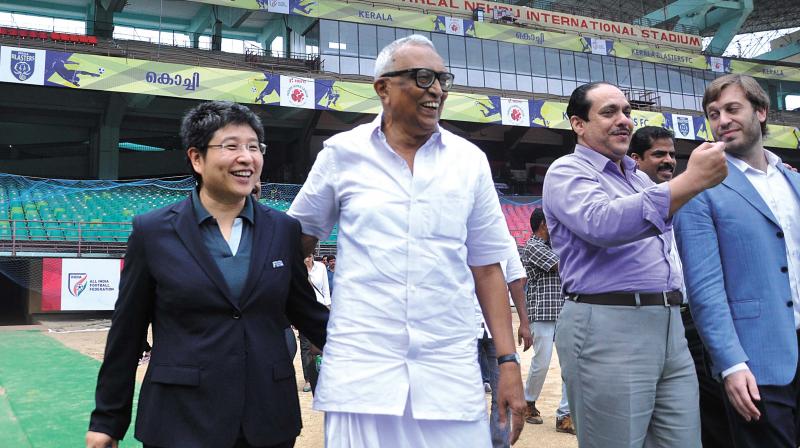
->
[0,270,29,325]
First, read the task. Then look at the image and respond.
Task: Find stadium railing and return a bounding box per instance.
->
[0,219,131,256]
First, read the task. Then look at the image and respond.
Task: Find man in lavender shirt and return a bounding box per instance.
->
[543,81,728,447]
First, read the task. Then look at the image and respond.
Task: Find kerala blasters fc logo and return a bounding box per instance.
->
[676,116,690,138]
[68,273,88,297]
[10,50,36,81]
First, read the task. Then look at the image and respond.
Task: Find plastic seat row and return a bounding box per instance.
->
[0,27,98,45]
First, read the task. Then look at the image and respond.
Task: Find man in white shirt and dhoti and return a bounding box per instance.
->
[288,35,527,447]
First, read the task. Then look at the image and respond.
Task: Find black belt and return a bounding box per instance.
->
[567,290,683,307]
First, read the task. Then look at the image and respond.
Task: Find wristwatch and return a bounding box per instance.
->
[497,353,520,366]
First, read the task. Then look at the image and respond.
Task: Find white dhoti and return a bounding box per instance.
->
[324,394,491,448]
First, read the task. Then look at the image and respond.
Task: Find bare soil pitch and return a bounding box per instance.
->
[44,312,577,448]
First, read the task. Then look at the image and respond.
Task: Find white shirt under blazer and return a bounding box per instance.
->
[288,115,518,421]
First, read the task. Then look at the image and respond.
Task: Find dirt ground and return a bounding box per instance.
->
[43,311,577,448]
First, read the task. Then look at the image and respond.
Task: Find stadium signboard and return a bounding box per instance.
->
[387,0,702,50]
[186,0,800,86]
[41,258,122,311]
[190,0,700,49]
[2,43,797,150]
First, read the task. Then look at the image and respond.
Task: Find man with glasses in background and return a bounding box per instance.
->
[86,101,328,448]
[288,35,526,447]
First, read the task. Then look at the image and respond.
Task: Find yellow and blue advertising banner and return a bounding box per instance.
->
[185,0,800,83]
[2,44,797,149]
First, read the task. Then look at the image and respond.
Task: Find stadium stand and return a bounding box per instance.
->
[0,174,536,250]
[0,26,97,45]
[500,201,541,246]
[0,174,335,251]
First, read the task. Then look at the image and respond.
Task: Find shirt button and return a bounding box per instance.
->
[233,311,241,319]
[777,231,784,238]
[788,301,794,308]
[781,266,789,273]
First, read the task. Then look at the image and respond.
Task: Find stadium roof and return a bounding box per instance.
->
[1,0,282,43]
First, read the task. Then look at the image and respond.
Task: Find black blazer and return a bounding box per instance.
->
[89,197,328,448]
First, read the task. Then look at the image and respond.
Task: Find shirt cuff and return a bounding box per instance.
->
[721,363,749,379]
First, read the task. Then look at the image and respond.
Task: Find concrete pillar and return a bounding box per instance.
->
[212,19,223,51]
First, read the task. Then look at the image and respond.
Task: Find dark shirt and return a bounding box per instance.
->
[522,235,565,322]
[327,269,334,293]
[191,189,254,303]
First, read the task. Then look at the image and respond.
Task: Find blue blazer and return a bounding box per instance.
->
[89,197,329,447]
[675,160,800,386]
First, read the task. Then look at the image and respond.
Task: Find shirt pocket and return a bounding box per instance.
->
[431,193,470,240]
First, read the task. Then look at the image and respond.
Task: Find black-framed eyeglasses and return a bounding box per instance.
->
[206,143,267,155]
[380,68,454,92]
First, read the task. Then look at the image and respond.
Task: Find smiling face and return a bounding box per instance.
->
[188,123,263,204]
[631,137,676,183]
[570,84,633,163]
[375,44,448,140]
[706,84,766,157]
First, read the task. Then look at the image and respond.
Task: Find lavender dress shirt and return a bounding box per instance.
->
[542,144,683,295]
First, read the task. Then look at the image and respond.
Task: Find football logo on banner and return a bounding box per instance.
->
[0,46,46,85]
[68,273,88,297]
[280,75,315,109]
[11,50,35,81]
[445,17,464,36]
[672,114,696,140]
[709,56,725,73]
[501,98,529,127]
[591,39,607,55]
[267,0,290,14]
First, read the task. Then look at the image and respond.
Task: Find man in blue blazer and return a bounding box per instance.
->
[675,74,800,447]
[86,101,329,448]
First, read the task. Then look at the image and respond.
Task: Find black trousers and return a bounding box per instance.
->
[722,330,800,448]
[681,306,734,448]
[298,333,319,393]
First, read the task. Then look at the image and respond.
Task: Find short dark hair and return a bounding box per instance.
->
[328,255,336,260]
[702,74,769,136]
[629,126,674,157]
[530,207,546,232]
[180,101,265,186]
[566,81,613,122]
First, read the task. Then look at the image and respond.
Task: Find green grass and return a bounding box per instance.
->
[0,331,141,448]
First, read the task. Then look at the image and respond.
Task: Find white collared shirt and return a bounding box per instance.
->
[722,150,800,378]
[288,115,518,420]
[307,260,331,306]
[228,218,243,256]
[669,233,687,303]
[475,254,526,339]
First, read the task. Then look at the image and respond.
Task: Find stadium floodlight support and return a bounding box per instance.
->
[637,0,754,56]
[87,0,127,38]
[187,4,214,49]
[757,40,800,61]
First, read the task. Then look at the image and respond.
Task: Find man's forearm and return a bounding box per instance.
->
[508,278,528,326]
[472,264,516,356]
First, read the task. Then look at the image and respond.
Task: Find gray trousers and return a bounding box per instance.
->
[555,300,700,448]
